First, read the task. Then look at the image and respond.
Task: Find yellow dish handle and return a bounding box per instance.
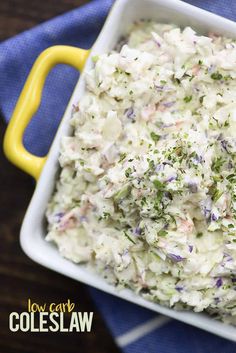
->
[3,45,89,181]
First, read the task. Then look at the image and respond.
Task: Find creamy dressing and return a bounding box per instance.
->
[46,22,236,324]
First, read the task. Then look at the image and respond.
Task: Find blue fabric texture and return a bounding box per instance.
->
[1,0,236,351]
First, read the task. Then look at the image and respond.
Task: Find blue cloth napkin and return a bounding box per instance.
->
[1,0,236,351]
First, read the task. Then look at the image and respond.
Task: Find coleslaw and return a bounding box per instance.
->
[46,21,236,324]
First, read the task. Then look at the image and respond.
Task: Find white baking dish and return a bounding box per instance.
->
[4,0,236,341]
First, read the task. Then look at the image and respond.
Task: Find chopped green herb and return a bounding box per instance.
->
[212,188,223,202]
[123,231,136,244]
[212,175,223,182]
[212,157,224,173]
[211,71,223,80]
[125,167,132,178]
[141,197,147,206]
[114,185,130,201]
[92,55,99,63]
[196,232,203,238]
[98,212,111,221]
[150,131,161,142]
[115,67,123,74]
[148,160,155,169]
[174,77,181,85]
[227,174,236,181]
[155,190,164,204]
[150,250,160,259]
[114,97,122,102]
[199,95,205,104]
[153,179,164,189]
[119,152,127,163]
[224,74,232,80]
[158,230,168,237]
[184,96,192,103]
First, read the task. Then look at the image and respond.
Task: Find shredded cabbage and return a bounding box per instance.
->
[46,21,236,325]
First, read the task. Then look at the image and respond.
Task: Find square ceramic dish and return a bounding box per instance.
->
[4,0,236,341]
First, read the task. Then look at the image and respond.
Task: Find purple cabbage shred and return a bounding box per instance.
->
[216,277,223,288]
[204,208,211,219]
[155,164,165,172]
[211,213,218,222]
[163,101,175,108]
[134,227,142,236]
[167,253,185,262]
[79,215,88,222]
[221,140,229,153]
[175,286,184,292]
[193,154,203,164]
[125,107,135,120]
[188,245,193,253]
[154,40,161,47]
[167,175,177,182]
[55,212,64,222]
